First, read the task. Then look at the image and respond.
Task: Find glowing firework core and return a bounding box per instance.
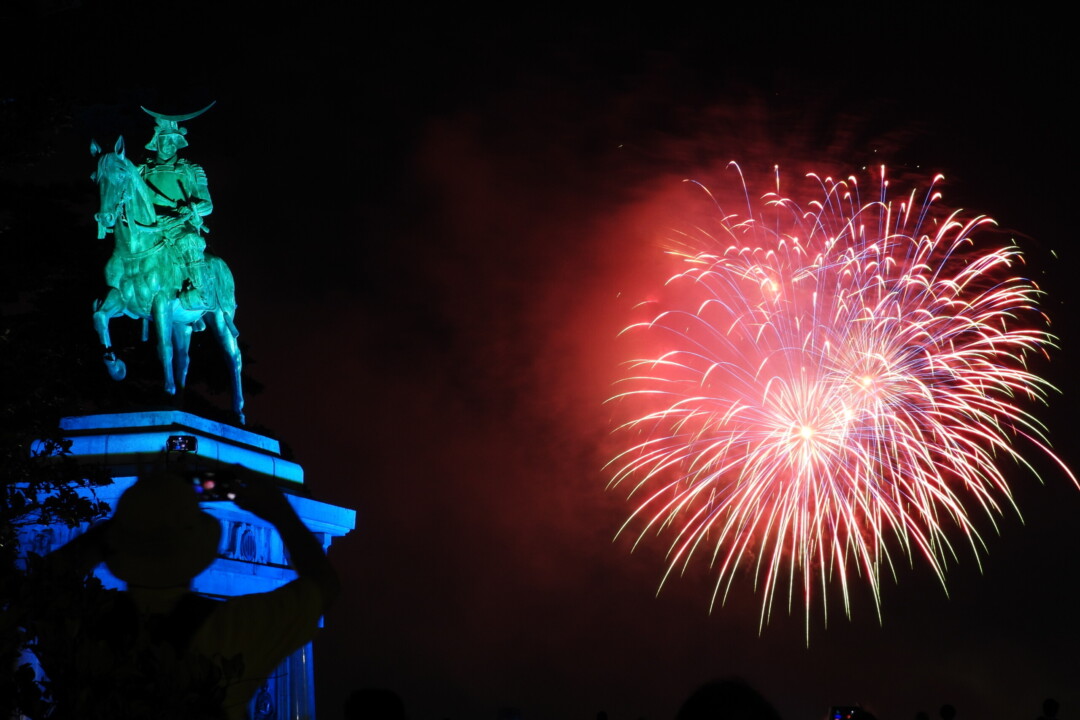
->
[608,166,1075,635]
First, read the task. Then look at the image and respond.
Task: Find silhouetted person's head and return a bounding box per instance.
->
[676,678,782,720]
[939,704,956,720]
[1042,698,1060,719]
[104,471,221,588]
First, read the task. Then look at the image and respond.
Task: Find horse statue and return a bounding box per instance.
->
[91,137,245,424]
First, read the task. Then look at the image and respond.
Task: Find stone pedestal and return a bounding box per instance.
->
[24,410,356,720]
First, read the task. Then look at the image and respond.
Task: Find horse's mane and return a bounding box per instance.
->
[99,150,156,224]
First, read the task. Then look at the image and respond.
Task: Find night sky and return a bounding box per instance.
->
[4,3,1078,718]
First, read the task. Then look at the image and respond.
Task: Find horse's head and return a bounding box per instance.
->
[91,137,147,238]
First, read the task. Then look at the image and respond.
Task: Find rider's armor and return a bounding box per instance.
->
[140,157,213,311]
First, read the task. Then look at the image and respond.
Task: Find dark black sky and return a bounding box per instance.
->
[4,3,1079,719]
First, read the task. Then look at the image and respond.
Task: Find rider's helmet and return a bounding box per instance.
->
[141,102,216,152]
[145,118,189,152]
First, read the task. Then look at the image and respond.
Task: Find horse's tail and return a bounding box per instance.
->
[205,254,240,337]
[224,312,239,338]
[205,255,236,309]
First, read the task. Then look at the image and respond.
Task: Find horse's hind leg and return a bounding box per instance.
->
[173,321,193,391]
[209,309,244,424]
[93,289,127,380]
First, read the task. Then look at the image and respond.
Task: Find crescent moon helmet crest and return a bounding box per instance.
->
[142,102,216,151]
[140,101,217,123]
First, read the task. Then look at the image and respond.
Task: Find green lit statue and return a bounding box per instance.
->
[91,104,245,424]
[139,105,214,311]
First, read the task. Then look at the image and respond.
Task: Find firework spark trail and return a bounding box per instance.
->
[607,165,1076,638]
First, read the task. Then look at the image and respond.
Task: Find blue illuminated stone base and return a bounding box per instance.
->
[50,410,305,484]
[22,411,356,720]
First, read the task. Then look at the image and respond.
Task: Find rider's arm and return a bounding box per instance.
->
[189,163,213,218]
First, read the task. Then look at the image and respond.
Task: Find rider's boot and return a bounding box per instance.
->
[178,260,210,311]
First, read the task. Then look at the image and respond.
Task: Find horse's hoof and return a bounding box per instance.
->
[103,353,126,381]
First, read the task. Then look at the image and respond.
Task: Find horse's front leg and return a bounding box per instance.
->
[152,293,176,395]
[93,289,127,380]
